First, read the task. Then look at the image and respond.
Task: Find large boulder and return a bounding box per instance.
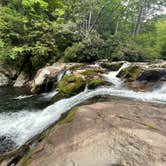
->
[30,63,87,94]
[0,73,9,86]
[138,69,166,82]
[57,74,86,98]
[0,65,16,86]
[15,100,166,166]
[31,64,66,93]
[117,65,143,82]
[80,68,111,89]
[13,72,27,87]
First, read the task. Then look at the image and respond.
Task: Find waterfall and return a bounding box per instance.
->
[57,70,72,82]
[103,62,130,87]
[57,70,66,82]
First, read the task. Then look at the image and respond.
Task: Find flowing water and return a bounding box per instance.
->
[0,63,166,155]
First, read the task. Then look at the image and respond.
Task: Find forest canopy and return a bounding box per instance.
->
[0,0,166,75]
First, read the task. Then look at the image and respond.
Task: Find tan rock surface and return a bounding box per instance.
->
[19,99,166,166]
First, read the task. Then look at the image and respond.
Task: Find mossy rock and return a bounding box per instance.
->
[88,79,109,89]
[161,64,166,68]
[57,75,85,97]
[80,68,112,89]
[117,65,143,82]
[81,68,104,77]
[100,62,123,71]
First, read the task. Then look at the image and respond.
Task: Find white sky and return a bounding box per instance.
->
[157,6,166,15]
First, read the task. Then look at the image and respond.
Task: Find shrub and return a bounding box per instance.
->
[64,34,105,62]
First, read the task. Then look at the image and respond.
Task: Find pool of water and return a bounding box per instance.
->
[0,87,53,114]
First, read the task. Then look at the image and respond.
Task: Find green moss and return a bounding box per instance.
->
[147,124,158,130]
[88,79,107,89]
[58,107,78,125]
[100,62,123,71]
[161,64,166,68]
[81,68,112,89]
[57,74,85,97]
[117,65,143,82]
[81,69,100,77]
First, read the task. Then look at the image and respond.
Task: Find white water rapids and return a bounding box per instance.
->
[0,63,166,152]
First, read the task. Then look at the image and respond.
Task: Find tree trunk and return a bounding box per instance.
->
[114,20,119,35]
[133,0,145,37]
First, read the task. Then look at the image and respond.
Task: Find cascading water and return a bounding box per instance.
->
[103,62,130,87]
[0,62,166,154]
[57,70,66,82]
[57,69,71,82]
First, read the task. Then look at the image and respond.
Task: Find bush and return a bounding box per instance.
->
[161,42,166,59]
[104,35,161,62]
[64,34,105,62]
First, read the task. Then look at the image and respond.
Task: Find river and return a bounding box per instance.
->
[0,63,166,155]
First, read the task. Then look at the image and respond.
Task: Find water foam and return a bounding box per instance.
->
[103,63,130,87]
[13,95,34,100]
[40,90,58,100]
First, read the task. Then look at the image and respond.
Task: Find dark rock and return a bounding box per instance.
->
[0,65,17,86]
[138,69,166,82]
[0,136,16,154]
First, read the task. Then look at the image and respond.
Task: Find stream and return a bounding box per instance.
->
[0,63,166,155]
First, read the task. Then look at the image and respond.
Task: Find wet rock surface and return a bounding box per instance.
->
[0,136,16,155]
[99,61,124,71]
[13,72,28,87]
[138,69,166,82]
[0,65,16,86]
[14,99,166,166]
[1,61,166,166]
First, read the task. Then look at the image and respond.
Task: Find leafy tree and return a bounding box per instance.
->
[0,0,166,76]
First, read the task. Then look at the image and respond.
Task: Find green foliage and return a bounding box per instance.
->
[0,0,166,76]
[0,0,77,75]
[64,34,105,62]
[161,42,166,59]
[103,33,163,62]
